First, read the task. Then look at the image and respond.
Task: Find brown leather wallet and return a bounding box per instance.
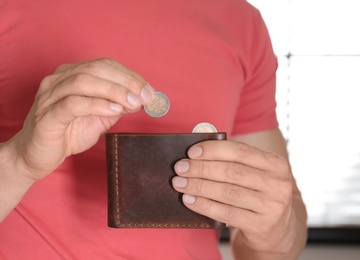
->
[106,132,227,229]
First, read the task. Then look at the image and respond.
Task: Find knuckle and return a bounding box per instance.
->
[97,58,119,68]
[125,74,145,90]
[234,142,253,157]
[69,73,90,89]
[273,176,293,198]
[267,200,290,227]
[82,59,106,75]
[197,161,209,176]
[194,180,207,194]
[267,153,288,171]
[54,63,69,73]
[202,200,214,216]
[262,179,293,214]
[221,207,237,223]
[224,185,242,201]
[126,68,145,82]
[39,75,56,88]
[122,75,135,88]
[281,179,293,201]
[97,57,112,63]
[226,163,246,181]
[283,178,293,192]
[107,81,121,96]
[271,200,287,215]
[36,75,58,100]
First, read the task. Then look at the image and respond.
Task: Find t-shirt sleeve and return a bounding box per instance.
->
[231,8,279,136]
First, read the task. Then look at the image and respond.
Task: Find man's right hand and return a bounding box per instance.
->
[12,58,154,181]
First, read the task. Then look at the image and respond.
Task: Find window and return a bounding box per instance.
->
[248,0,360,227]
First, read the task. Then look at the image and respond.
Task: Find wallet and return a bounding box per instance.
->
[106,132,227,229]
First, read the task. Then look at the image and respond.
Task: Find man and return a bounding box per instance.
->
[0,1,307,259]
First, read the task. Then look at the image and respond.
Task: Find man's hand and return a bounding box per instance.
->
[14,58,154,180]
[172,133,305,258]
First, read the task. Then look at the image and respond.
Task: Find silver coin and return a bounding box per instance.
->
[144,91,170,118]
[192,122,218,133]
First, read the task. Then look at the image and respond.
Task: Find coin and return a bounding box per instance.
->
[192,122,218,133]
[144,91,170,118]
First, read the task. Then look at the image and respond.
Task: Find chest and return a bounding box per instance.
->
[0,0,248,135]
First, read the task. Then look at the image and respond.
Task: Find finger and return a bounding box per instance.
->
[174,159,267,191]
[187,140,287,172]
[100,58,149,85]
[175,158,293,200]
[180,194,261,230]
[42,59,155,106]
[54,59,152,96]
[172,176,266,213]
[54,62,80,74]
[53,59,123,74]
[182,194,294,253]
[36,95,124,134]
[37,73,152,113]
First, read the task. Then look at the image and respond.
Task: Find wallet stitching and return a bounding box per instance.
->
[117,224,212,228]
[114,135,120,226]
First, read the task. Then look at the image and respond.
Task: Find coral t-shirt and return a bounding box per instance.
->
[0,1,278,259]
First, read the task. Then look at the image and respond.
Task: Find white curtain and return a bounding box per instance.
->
[249,0,360,227]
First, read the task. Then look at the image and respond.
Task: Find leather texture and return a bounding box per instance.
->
[106,132,227,229]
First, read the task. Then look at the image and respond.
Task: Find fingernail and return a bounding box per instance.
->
[127,92,140,106]
[140,85,152,103]
[173,176,188,188]
[188,146,203,158]
[175,161,190,174]
[109,102,123,112]
[183,194,196,204]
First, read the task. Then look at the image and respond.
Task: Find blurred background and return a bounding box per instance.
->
[220,0,360,259]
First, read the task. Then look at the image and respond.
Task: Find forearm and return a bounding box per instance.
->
[231,195,307,260]
[0,139,35,222]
